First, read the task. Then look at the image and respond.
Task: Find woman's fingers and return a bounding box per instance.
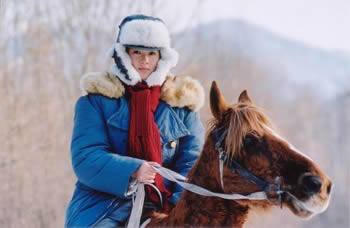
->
[141,162,155,173]
[144,162,157,174]
[145,177,155,184]
[133,161,158,183]
[148,161,160,167]
[140,174,155,183]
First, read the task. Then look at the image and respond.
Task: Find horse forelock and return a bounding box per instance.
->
[209,103,274,160]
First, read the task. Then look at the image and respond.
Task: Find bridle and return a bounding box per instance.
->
[126,126,288,228]
[214,127,284,208]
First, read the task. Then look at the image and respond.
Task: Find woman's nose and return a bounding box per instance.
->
[140,54,149,63]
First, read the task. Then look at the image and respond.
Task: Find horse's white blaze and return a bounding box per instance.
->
[264,126,331,216]
[264,126,314,162]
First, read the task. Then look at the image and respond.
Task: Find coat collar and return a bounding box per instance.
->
[80,71,205,111]
[107,99,190,144]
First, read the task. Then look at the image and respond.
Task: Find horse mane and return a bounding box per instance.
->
[207,102,275,160]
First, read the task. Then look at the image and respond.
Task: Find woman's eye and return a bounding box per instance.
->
[133,51,141,54]
[150,51,159,55]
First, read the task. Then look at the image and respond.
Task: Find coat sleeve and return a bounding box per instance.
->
[70,95,143,197]
[168,110,204,204]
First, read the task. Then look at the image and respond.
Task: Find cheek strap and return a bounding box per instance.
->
[219,150,226,190]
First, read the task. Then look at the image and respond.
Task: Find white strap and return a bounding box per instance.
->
[126,184,145,228]
[151,164,268,200]
[126,182,164,228]
[140,218,151,228]
[219,155,225,190]
[127,164,268,228]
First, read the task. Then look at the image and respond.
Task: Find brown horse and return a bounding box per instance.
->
[147,81,332,227]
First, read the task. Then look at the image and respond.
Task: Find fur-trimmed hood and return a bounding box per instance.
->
[108,14,178,87]
[80,72,205,111]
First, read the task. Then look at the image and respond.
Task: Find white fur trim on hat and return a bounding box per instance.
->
[108,16,179,87]
[109,43,178,87]
[119,20,171,48]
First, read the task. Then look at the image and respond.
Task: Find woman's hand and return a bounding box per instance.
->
[132,161,159,183]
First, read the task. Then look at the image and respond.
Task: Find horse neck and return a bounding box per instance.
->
[150,139,250,227]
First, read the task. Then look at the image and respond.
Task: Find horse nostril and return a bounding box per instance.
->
[301,175,322,196]
[327,182,332,194]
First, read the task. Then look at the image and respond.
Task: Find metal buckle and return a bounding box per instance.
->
[264,177,284,209]
[219,150,227,162]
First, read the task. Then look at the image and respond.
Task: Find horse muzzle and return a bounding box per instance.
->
[283,173,333,218]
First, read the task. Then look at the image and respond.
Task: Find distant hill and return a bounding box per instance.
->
[173,20,350,228]
[173,19,350,100]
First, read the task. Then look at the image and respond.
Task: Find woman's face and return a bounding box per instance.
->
[128,48,160,80]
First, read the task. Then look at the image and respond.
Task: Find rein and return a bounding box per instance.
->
[126,127,285,228]
[127,164,270,228]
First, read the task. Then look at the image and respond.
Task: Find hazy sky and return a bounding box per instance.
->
[178,0,350,53]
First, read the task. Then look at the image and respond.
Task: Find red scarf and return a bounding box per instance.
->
[126,82,171,211]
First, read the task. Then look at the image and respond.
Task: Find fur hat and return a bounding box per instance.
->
[108,14,179,87]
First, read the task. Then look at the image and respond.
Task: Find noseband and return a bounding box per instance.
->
[214,127,284,208]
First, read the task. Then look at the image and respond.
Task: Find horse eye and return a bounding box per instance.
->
[243,135,258,148]
[243,134,268,156]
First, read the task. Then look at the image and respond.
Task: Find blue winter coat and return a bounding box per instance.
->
[65,72,205,227]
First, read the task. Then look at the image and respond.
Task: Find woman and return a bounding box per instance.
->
[65,14,205,227]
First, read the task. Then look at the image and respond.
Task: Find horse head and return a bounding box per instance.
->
[209,81,332,219]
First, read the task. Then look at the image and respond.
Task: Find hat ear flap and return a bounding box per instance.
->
[109,43,141,86]
[112,49,129,80]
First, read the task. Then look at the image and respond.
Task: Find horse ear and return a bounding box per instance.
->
[238,90,253,104]
[210,81,229,119]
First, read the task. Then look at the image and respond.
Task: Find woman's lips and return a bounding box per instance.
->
[138,68,149,71]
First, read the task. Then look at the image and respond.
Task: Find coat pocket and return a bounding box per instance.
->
[106,111,129,155]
